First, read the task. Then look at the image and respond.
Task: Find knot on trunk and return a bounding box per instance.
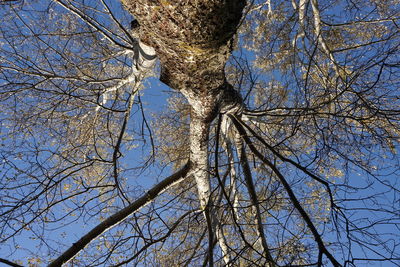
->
[218,83,243,115]
[186,82,243,123]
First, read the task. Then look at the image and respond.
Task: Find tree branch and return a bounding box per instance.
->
[234,116,337,210]
[48,162,191,267]
[230,115,341,266]
[0,258,23,267]
[235,135,276,266]
[113,209,199,266]
[55,0,133,50]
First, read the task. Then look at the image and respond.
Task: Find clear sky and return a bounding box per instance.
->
[1,0,399,266]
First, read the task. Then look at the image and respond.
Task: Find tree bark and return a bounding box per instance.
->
[122,0,245,116]
[120,0,246,264]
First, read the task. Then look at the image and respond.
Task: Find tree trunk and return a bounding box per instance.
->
[191,111,234,265]
[122,0,246,263]
[122,0,245,112]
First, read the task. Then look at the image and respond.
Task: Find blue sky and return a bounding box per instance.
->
[1,0,399,266]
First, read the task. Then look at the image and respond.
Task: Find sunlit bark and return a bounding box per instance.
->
[122,1,246,263]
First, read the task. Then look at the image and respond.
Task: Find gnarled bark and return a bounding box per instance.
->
[122,0,245,118]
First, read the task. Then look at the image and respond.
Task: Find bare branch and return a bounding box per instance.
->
[0,258,23,267]
[48,162,191,267]
[230,115,341,266]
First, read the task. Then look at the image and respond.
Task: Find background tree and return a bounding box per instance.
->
[0,0,399,266]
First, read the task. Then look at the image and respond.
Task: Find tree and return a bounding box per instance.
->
[0,0,399,266]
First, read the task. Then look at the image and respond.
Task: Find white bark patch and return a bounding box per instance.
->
[221,115,241,218]
[134,41,157,73]
[94,40,156,113]
[190,115,212,209]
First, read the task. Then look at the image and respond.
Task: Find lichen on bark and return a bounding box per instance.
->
[122,0,245,118]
